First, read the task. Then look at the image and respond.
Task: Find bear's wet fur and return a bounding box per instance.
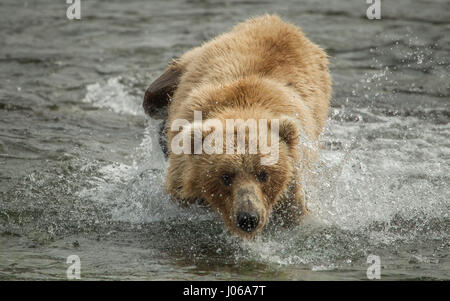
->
[143,15,331,238]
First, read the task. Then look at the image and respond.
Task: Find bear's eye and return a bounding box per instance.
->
[221,173,233,186]
[257,171,268,182]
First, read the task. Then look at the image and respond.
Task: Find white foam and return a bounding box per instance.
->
[79,79,448,267]
[79,117,213,224]
[238,112,449,266]
[82,77,142,116]
[307,114,449,230]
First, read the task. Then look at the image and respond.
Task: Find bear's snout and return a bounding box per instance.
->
[232,184,266,235]
[236,211,259,233]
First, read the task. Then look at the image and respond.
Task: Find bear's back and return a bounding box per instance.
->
[171,14,331,136]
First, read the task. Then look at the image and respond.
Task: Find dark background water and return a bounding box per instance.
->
[0,0,449,280]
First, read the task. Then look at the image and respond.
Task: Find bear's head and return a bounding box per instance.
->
[175,114,300,239]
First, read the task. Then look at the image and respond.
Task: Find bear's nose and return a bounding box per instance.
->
[237,212,259,233]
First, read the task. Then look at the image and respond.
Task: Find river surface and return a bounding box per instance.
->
[0,0,449,280]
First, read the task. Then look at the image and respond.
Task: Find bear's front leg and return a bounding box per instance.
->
[165,155,207,208]
[272,182,310,228]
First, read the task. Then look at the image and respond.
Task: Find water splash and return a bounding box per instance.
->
[69,75,450,272]
[82,77,142,116]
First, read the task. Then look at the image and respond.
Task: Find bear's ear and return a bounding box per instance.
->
[143,61,182,119]
[278,117,299,149]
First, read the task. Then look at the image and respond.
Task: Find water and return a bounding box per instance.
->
[0,0,449,280]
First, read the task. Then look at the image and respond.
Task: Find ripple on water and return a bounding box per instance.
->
[73,87,449,272]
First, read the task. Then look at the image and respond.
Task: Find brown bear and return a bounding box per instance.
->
[143,15,331,239]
